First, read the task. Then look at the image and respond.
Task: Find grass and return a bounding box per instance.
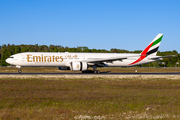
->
[1,77,180,119]
[1,66,180,73]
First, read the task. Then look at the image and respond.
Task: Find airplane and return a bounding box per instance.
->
[5,34,174,73]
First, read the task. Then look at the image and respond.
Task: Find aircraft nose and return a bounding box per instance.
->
[5,58,11,64]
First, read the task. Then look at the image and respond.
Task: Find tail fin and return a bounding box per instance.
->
[141,33,163,56]
[129,34,163,65]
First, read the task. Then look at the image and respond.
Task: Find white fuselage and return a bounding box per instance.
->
[5,52,157,67]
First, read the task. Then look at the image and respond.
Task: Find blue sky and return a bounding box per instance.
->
[1,0,180,52]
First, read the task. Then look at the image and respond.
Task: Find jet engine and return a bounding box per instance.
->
[70,61,88,71]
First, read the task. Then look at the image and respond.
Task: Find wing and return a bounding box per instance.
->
[81,55,140,63]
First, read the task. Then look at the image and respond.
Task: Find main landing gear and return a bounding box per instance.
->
[94,70,100,74]
[82,66,100,74]
[82,70,100,74]
[92,65,100,74]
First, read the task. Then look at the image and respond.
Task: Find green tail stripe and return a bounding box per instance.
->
[151,35,163,47]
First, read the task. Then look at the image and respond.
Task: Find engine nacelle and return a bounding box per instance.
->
[71,61,88,71]
[58,67,70,70]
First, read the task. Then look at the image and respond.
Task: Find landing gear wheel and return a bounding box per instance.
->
[94,70,100,74]
[82,70,93,73]
[18,69,22,73]
[82,70,100,73]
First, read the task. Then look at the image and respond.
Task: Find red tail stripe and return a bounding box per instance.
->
[129,42,153,65]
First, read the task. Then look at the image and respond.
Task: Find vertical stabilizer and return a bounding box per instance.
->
[129,34,163,65]
[144,33,163,56]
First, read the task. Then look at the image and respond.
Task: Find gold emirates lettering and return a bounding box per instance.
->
[27,54,63,62]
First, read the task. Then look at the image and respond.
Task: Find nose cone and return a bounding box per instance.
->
[5,58,11,64]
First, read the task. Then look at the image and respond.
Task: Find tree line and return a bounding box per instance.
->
[0,44,179,67]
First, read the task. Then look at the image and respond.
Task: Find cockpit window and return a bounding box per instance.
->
[9,57,14,58]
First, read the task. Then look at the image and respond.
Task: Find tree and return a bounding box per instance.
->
[1,47,11,66]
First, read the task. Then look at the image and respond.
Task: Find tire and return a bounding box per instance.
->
[18,70,22,73]
[94,70,100,74]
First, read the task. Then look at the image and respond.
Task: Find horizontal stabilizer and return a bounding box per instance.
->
[148,55,176,60]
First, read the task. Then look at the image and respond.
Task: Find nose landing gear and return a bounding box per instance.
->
[16,66,22,73]
[18,69,22,73]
